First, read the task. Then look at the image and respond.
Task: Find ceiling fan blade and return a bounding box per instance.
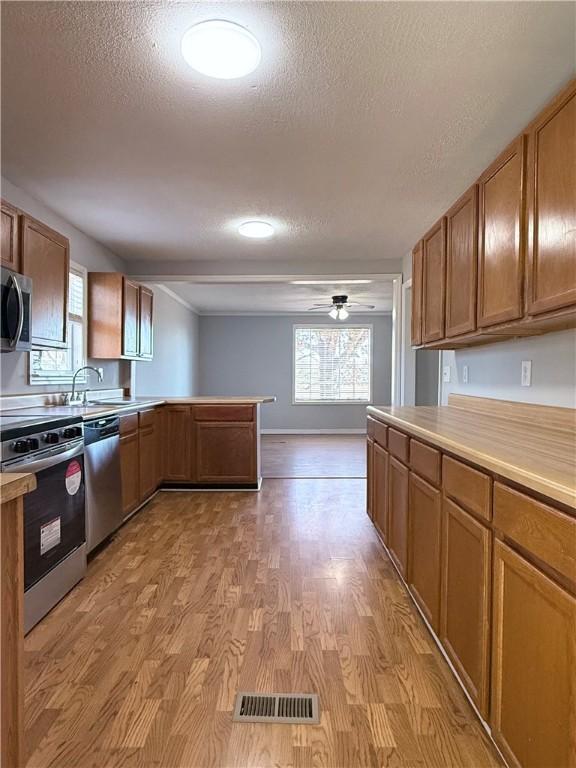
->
[307,306,332,311]
[346,303,376,309]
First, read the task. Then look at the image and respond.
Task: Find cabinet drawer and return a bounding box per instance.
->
[371,420,387,449]
[139,409,156,430]
[388,428,409,463]
[119,413,139,436]
[494,484,576,583]
[443,456,492,521]
[193,404,254,422]
[410,439,441,486]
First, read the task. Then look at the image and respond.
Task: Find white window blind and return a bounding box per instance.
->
[294,325,372,403]
[30,264,87,384]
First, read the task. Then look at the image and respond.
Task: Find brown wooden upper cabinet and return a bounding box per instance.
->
[477,136,526,328]
[526,80,576,316]
[21,214,69,348]
[1,199,20,271]
[88,273,154,360]
[445,185,478,337]
[411,240,423,346]
[409,78,576,350]
[421,218,446,343]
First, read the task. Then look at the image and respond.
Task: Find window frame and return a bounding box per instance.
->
[292,323,374,406]
[28,261,88,385]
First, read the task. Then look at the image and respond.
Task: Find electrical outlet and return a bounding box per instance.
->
[521,360,532,387]
[442,365,451,384]
[462,365,469,384]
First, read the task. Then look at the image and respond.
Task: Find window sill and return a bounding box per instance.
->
[293,400,372,406]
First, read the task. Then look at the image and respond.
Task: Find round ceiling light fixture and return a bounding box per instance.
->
[181,20,261,79]
[238,220,275,239]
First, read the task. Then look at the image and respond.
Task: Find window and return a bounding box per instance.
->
[293,325,372,404]
[29,264,87,384]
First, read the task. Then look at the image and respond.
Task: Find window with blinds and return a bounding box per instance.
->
[30,264,87,383]
[293,325,372,403]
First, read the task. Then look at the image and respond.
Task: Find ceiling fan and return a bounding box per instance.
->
[307,294,375,320]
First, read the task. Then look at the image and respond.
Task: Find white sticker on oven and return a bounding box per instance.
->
[40,518,61,555]
[65,459,82,495]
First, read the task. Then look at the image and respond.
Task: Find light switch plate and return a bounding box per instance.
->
[521,360,532,387]
[442,365,451,384]
[462,365,469,384]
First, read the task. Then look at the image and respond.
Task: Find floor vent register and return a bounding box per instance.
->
[232,693,320,724]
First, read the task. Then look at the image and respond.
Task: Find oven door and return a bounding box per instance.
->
[9,442,86,590]
[1,267,32,352]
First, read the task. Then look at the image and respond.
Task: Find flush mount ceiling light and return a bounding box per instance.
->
[181,20,261,79]
[238,221,275,238]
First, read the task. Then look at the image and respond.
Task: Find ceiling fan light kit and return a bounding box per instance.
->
[308,294,375,320]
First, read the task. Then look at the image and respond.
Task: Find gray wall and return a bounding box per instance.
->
[134,287,199,397]
[441,329,576,408]
[0,176,125,395]
[199,314,393,431]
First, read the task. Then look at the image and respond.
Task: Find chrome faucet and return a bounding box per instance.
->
[70,366,103,404]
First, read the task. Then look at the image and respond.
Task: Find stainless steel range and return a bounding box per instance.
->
[1,413,86,632]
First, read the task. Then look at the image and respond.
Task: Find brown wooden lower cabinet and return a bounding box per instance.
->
[366,437,374,520]
[163,406,192,481]
[441,497,491,717]
[408,472,442,632]
[491,540,576,768]
[372,442,388,541]
[138,413,157,502]
[119,430,140,517]
[194,421,256,484]
[387,456,409,577]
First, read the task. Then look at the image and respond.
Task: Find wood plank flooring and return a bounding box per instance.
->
[262,436,366,478]
[24,480,502,767]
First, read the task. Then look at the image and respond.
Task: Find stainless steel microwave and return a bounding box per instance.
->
[1,266,32,352]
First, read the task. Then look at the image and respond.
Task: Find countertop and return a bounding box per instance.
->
[367,404,576,509]
[0,472,37,503]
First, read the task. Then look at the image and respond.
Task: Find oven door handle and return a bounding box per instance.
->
[4,441,84,473]
[8,272,25,348]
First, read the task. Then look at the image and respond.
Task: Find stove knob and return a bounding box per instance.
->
[43,432,59,444]
[12,440,30,454]
[62,426,81,439]
[26,438,40,451]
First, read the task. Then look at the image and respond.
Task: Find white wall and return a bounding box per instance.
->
[0,176,125,395]
[440,329,576,408]
[198,314,393,431]
[134,287,199,397]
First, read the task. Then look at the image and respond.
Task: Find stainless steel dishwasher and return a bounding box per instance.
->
[84,416,123,553]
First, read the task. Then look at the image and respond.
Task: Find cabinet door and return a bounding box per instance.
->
[526,82,576,315]
[163,407,191,481]
[21,215,69,348]
[195,422,256,484]
[120,432,140,517]
[411,241,423,346]
[387,456,409,577]
[478,136,526,328]
[422,218,446,343]
[122,279,139,358]
[441,498,491,717]
[139,425,157,501]
[445,186,478,338]
[1,200,20,271]
[373,442,388,541]
[366,437,374,520]
[491,540,576,768]
[138,286,153,359]
[408,473,442,631]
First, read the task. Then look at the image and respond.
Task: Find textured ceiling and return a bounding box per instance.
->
[166,278,394,314]
[1,1,575,269]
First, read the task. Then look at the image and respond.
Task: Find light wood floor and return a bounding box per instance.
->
[24,481,502,768]
[262,436,366,478]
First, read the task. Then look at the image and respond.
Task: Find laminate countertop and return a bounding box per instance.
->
[367,404,576,509]
[0,472,36,503]
[0,397,276,421]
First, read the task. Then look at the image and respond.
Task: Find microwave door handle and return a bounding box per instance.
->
[8,272,25,347]
[4,441,84,473]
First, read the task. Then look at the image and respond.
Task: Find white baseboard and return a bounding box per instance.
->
[261,428,366,435]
